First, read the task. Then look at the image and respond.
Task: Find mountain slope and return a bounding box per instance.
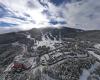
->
[76,30,100,43]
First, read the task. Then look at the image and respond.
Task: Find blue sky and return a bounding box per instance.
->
[0,0,100,33]
[50,0,66,6]
[0,21,18,27]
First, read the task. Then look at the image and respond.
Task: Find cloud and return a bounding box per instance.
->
[0,0,49,30]
[0,0,100,34]
[65,0,100,30]
[43,0,100,30]
[49,0,100,30]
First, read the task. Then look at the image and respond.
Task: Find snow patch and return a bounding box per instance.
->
[27,34,31,39]
[80,69,90,80]
[88,51,100,61]
[12,42,19,46]
[79,62,100,80]
[4,63,14,72]
[94,44,100,49]
[35,32,61,49]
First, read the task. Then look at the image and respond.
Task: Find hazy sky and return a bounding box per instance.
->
[0,0,100,33]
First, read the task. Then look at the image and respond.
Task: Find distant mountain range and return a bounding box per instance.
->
[0,27,83,44]
[0,27,100,44]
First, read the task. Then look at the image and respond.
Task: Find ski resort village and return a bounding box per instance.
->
[0,31,100,80]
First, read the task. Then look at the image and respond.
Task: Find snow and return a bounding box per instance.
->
[26,34,35,40]
[80,45,100,80]
[12,42,19,46]
[42,74,55,80]
[41,54,49,61]
[88,51,100,61]
[52,52,62,58]
[14,55,23,62]
[64,52,70,54]
[28,57,37,68]
[23,61,32,68]
[26,32,62,50]
[80,69,90,80]
[4,63,14,72]
[80,48,100,80]
[27,34,31,39]
[94,44,100,49]
[35,32,61,49]
[79,62,100,80]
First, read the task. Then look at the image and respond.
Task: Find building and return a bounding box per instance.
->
[12,60,32,72]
